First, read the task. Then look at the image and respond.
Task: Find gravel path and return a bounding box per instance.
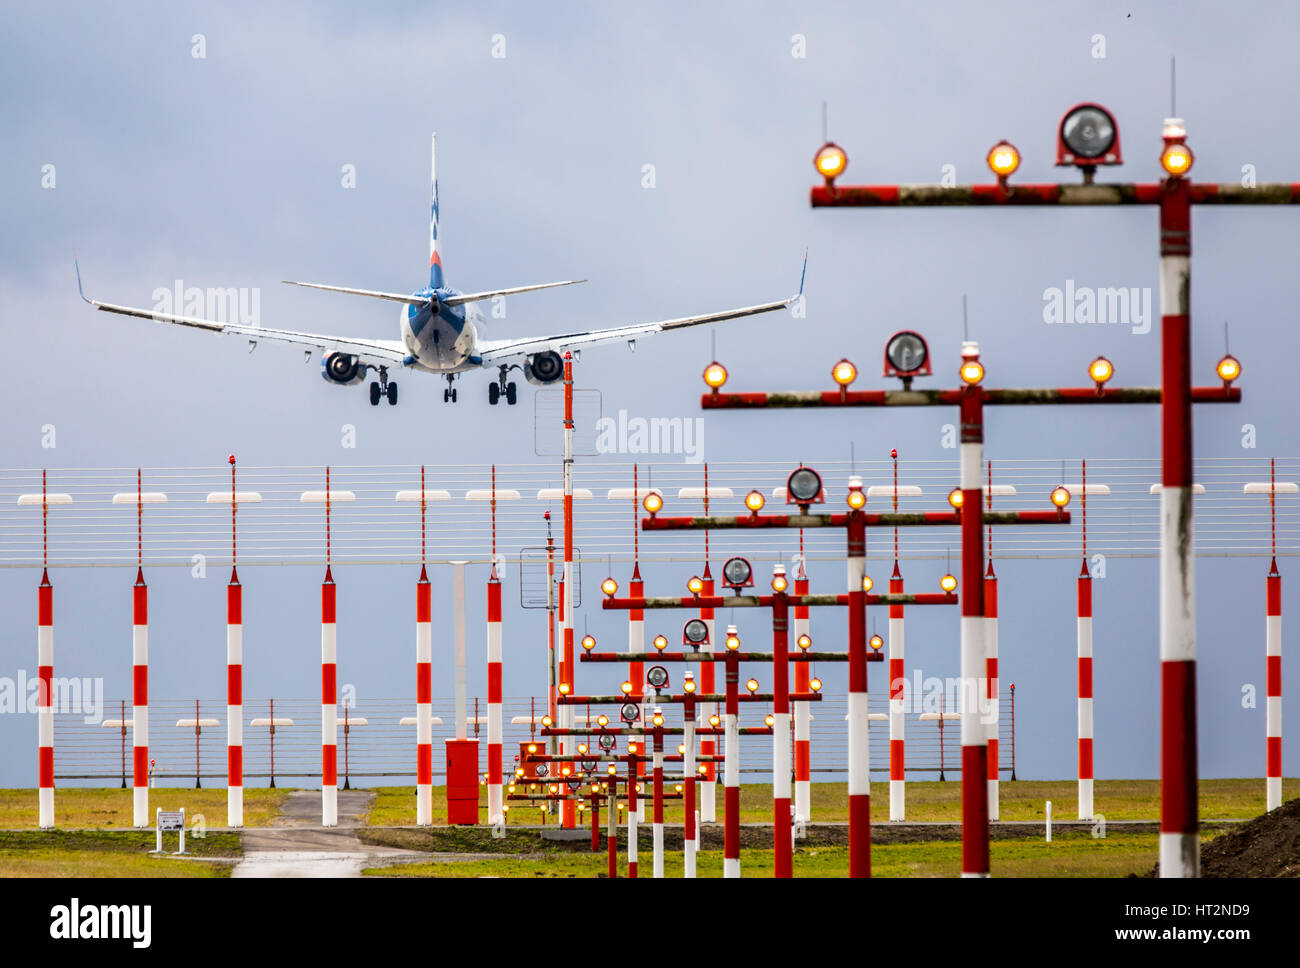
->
[231,791,427,878]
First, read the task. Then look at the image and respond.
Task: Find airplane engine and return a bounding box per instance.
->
[320,352,366,386]
[523,350,563,386]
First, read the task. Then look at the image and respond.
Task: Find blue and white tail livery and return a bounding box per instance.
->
[78,133,800,407]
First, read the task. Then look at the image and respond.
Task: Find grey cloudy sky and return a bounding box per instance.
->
[1,1,1297,787]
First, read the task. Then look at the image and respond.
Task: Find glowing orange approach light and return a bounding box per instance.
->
[940,573,958,593]
[797,633,812,651]
[861,574,873,593]
[832,358,858,387]
[745,489,766,513]
[987,140,1021,180]
[771,569,788,593]
[687,575,704,595]
[1161,141,1194,177]
[642,491,663,515]
[869,634,884,652]
[809,677,823,693]
[581,634,596,651]
[1051,485,1072,508]
[960,358,985,385]
[703,361,729,389]
[1089,356,1114,386]
[1217,354,1241,384]
[601,577,618,597]
[746,678,760,694]
[814,142,847,183]
[653,634,668,651]
[948,487,964,509]
[765,714,776,727]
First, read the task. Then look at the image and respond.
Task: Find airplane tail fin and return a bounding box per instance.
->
[429,133,444,290]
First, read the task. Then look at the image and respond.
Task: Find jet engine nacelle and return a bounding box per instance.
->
[321,352,366,386]
[523,350,564,386]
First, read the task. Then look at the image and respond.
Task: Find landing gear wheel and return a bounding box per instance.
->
[386,382,398,406]
[443,389,449,402]
[488,382,500,406]
[505,382,517,406]
[451,388,457,402]
[369,382,381,406]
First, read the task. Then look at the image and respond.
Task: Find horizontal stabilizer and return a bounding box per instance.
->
[443,279,586,307]
[281,281,430,305]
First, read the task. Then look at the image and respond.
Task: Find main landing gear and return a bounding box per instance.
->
[369,366,398,406]
[443,374,458,403]
[488,364,518,406]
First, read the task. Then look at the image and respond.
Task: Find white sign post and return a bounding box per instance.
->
[154,807,186,855]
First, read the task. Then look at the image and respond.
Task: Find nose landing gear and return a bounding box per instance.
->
[443,374,458,403]
[369,366,398,406]
[488,364,518,406]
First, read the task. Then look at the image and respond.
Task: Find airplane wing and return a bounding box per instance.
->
[78,263,407,365]
[476,297,793,365]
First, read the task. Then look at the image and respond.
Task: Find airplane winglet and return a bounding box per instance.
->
[74,255,91,304]
[793,247,808,303]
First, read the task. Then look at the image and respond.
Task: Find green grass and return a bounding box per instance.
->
[0,788,288,830]
[364,828,1201,878]
[362,778,1298,827]
[0,829,242,877]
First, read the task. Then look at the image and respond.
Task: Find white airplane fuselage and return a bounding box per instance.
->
[398,287,486,374]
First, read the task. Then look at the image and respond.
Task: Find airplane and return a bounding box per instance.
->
[77,134,803,408]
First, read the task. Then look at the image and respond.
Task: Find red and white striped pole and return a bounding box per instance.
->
[723,636,740,878]
[1264,459,1283,811]
[561,353,577,829]
[627,740,639,878]
[652,714,665,878]
[37,470,54,829]
[985,461,1000,822]
[321,468,339,828]
[888,449,906,822]
[793,554,812,825]
[1158,152,1197,877]
[627,470,646,822]
[683,679,698,877]
[772,571,793,878]
[487,468,504,826]
[698,523,717,823]
[1078,460,1094,821]
[699,470,717,827]
[959,341,990,878]
[846,499,871,877]
[985,559,999,822]
[889,559,906,821]
[416,467,433,826]
[131,469,149,828]
[1267,557,1282,811]
[226,456,244,828]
